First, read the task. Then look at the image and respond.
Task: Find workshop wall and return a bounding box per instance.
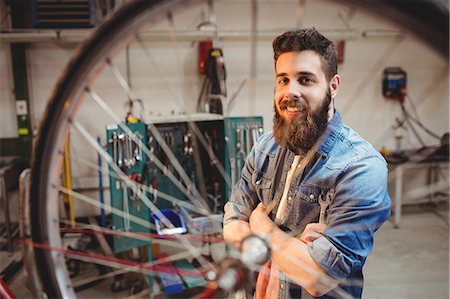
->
[1,0,448,155]
[0,45,18,138]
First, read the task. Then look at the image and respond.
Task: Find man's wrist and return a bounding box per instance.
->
[262,224,285,252]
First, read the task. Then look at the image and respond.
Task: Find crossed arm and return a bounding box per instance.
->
[223,203,339,297]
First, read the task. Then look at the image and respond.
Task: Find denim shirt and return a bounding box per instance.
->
[224,111,391,298]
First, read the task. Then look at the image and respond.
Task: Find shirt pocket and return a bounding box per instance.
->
[251,171,272,205]
[289,184,325,232]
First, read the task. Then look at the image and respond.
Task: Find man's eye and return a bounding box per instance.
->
[300,77,312,84]
[278,78,288,85]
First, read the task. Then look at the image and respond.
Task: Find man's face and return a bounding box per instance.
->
[273,50,337,151]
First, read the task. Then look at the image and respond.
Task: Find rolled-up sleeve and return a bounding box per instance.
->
[308,236,358,280]
[308,154,391,280]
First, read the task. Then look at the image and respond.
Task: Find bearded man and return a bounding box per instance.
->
[223,28,391,299]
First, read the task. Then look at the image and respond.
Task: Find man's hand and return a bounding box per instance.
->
[300,223,327,244]
[249,203,277,236]
[223,220,252,248]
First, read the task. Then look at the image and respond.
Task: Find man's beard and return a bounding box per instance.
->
[273,90,331,152]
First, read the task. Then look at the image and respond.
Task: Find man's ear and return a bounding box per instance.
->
[329,74,341,99]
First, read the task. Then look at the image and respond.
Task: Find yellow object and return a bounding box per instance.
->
[211,49,221,57]
[380,146,391,158]
[127,116,139,123]
[18,128,29,135]
[62,134,75,228]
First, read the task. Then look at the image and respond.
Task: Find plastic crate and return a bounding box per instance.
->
[179,207,223,235]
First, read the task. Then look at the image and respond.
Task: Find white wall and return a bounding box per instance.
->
[1,0,448,176]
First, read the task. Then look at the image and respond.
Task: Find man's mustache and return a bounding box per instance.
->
[279,98,309,111]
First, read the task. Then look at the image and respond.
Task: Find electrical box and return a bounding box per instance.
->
[382,67,407,102]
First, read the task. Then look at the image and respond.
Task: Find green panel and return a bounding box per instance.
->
[107,122,151,253]
[8,0,35,164]
[10,43,33,162]
[224,117,264,201]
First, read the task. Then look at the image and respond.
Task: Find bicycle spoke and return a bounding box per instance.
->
[135,34,184,108]
[107,58,139,102]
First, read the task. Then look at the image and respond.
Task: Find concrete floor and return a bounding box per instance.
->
[1,193,449,298]
[363,201,449,299]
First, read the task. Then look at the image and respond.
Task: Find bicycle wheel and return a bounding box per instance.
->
[29,1,246,297]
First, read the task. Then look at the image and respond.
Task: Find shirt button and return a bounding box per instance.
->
[309,194,315,200]
[288,196,292,201]
[256,180,260,185]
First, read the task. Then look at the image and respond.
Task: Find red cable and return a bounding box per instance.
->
[0,277,16,299]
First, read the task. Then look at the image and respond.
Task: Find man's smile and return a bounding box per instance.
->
[278,99,308,120]
[286,106,300,112]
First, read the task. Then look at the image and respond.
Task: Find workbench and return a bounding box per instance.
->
[386,146,449,228]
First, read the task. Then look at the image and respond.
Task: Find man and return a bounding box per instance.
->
[223,28,391,298]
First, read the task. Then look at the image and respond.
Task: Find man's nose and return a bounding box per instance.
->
[286,82,301,100]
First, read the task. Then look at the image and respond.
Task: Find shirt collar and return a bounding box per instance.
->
[317,109,343,155]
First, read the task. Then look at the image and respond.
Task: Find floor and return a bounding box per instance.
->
[363,201,449,299]
[1,192,449,299]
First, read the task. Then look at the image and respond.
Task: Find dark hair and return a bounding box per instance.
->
[272,27,338,81]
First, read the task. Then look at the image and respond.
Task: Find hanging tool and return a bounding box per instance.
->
[245,126,252,154]
[236,127,247,177]
[235,128,243,182]
[117,132,125,169]
[112,131,118,165]
[133,132,143,162]
[122,182,131,231]
[124,134,133,169]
